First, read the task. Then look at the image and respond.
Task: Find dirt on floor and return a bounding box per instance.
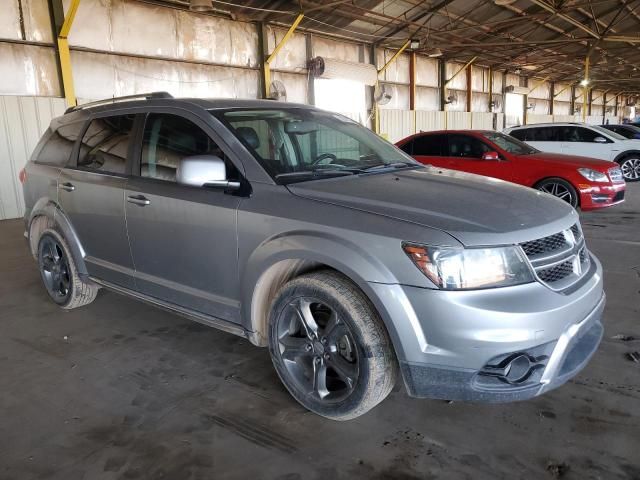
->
[0,184,639,480]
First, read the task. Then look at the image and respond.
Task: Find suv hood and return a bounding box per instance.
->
[525,152,615,170]
[287,167,578,246]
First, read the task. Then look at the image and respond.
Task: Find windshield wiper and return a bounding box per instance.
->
[275,167,362,180]
[362,161,419,172]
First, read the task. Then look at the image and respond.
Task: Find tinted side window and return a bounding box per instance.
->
[447,134,490,158]
[140,113,235,183]
[78,115,135,174]
[413,135,445,156]
[509,129,527,141]
[399,140,413,155]
[35,121,84,166]
[575,127,606,142]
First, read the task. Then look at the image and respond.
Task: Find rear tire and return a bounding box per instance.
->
[37,229,98,309]
[535,178,579,208]
[617,156,640,182]
[268,270,397,420]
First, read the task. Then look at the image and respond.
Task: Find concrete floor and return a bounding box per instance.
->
[1,185,639,480]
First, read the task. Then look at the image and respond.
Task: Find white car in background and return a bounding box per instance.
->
[505,123,640,181]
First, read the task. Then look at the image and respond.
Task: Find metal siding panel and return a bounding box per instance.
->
[447,111,472,129]
[415,111,446,132]
[471,112,493,129]
[0,95,65,220]
[379,109,412,143]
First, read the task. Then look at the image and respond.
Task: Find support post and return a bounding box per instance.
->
[487,67,493,112]
[582,55,589,122]
[549,81,555,115]
[263,13,304,99]
[439,59,446,112]
[409,52,416,111]
[49,0,81,107]
[306,33,315,105]
[570,85,576,116]
[523,77,529,125]
[465,63,472,113]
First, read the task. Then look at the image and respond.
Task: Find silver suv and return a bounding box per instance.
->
[22,93,605,420]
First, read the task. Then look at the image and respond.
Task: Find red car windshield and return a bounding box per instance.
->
[482,131,539,155]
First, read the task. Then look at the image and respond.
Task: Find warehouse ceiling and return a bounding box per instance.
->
[151,0,640,93]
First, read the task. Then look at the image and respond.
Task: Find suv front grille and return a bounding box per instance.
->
[519,223,589,291]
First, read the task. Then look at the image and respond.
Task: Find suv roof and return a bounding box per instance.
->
[507,122,587,129]
[65,91,314,116]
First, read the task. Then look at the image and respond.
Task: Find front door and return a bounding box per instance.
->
[559,126,614,160]
[57,113,137,289]
[125,112,243,322]
[445,133,512,181]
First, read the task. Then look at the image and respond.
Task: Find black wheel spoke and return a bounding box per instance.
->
[280,336,312,361]
[327,354,357,388]
[42,255,55,271]
[39,236,71,302]
[312,359,329,399]
[290,299,319,339]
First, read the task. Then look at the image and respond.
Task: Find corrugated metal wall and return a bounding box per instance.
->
[0,96,67,220]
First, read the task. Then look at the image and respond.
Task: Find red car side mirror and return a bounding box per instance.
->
[482,151,500,161]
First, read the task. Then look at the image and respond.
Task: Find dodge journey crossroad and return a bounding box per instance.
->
[21,93,604,420]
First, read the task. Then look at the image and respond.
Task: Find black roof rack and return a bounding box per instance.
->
[65,91,173,114]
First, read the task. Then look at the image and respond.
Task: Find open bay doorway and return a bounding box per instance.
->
[505,92,524,128]
[314,78,367,125]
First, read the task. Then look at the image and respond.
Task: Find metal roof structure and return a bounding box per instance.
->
[153,0,640,95]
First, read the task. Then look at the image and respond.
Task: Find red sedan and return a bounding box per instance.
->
[396,130,626,210]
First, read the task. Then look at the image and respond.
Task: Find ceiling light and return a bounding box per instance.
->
[514,67,521,74]
[494,0,517,4]
[189,0,213,12]
[580,79,589,86]
[427,48,443,58]
[410,39,420,49]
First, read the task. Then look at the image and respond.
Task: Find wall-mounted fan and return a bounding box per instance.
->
[374,84,393,106]
[445,93,458,105]
[269,80,287,101]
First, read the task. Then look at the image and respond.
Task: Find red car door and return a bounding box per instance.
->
[401,133,449,167]
[445,133,513,181]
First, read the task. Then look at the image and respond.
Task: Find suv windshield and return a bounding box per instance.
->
[214,108,418,183]
[482,131,539,155]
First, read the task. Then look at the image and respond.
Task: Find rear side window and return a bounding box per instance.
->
[398,139,414,155]
[77,114,136,175]
[412,135,445,156]
[34,121,85,166]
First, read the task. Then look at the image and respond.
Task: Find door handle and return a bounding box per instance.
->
[58,182,75,192]
[127,195,151,206]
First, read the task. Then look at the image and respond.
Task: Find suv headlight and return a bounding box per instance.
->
[577,168,608,183]
[402,243,534,290]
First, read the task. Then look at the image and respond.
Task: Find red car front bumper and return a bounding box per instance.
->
[578,182,626,210]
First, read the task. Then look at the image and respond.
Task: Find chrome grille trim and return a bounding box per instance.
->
[519,223,590,291]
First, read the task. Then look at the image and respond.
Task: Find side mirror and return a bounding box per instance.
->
[482,151,501,161]
[177,155,240,190]
[593,136,608,143]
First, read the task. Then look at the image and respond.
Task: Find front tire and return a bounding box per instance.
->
[37,229,98,309]
[268,270,397,420]
[618,156,640,182]
[535,178,579,208]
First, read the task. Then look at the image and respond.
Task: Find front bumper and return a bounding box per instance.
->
[579,182,625,210]
[368,253,604,402]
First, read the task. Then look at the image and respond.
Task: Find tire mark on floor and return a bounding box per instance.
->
[203,414,297,454]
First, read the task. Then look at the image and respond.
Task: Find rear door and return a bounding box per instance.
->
[513,126,564,154]
[57,113,138,289]
[405,134,448,167]
[444,133,513,181]
[125,111,243,322]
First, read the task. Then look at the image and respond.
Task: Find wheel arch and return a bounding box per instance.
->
[613,150,640,163]
[532,176,581,207]
[27,198,88,277]
[241,232,400,349]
